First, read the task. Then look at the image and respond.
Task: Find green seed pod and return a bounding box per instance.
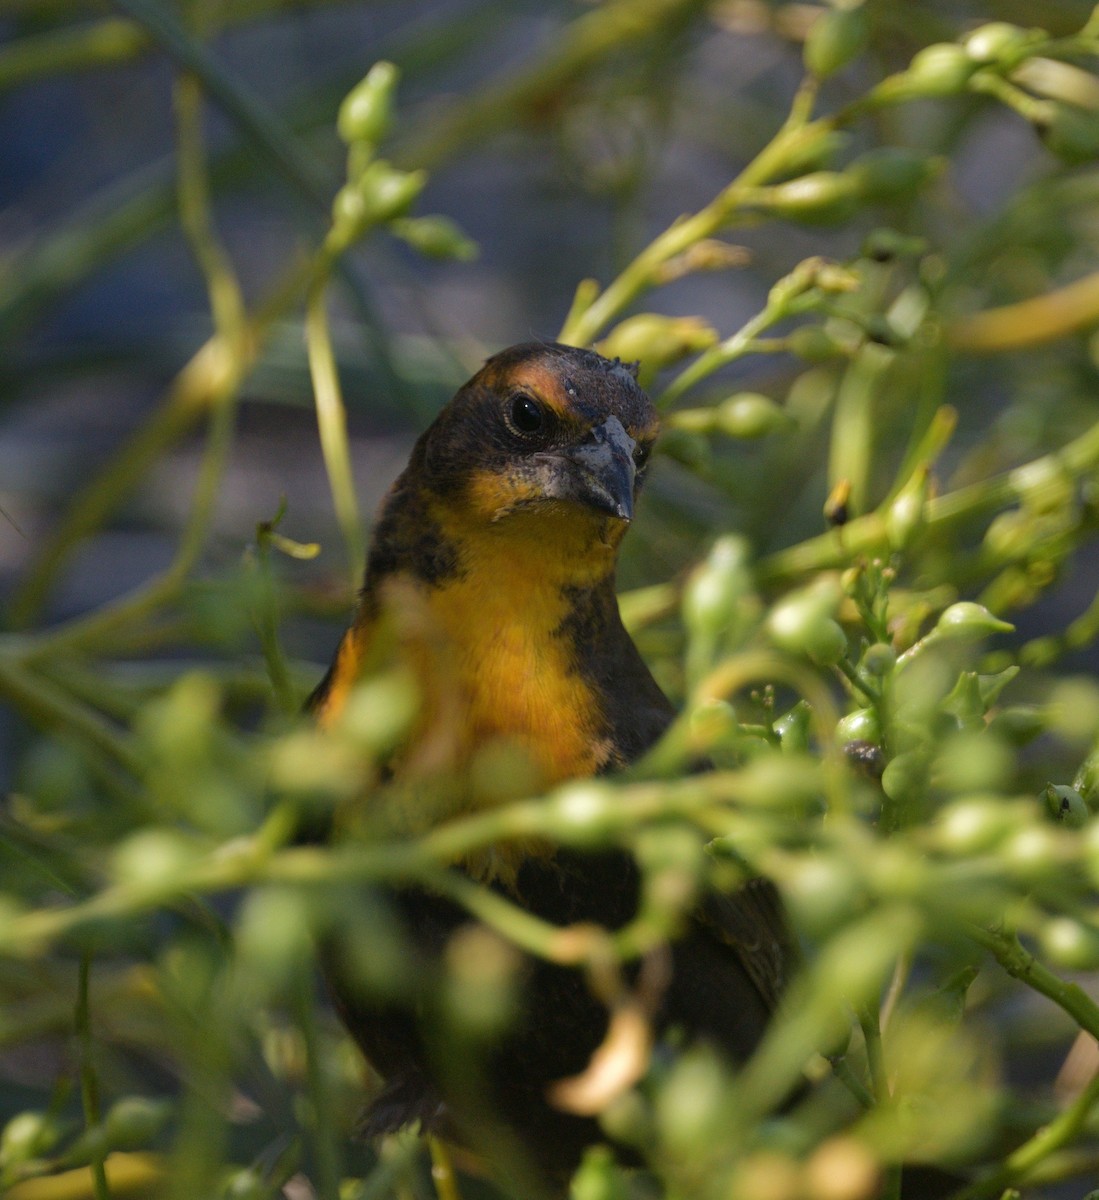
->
[774,699,812,753]
[887,468,929,551]
[550,781,619,845]
[988,705,1046,746]
[874,43,976,105]
[963,22,1036,66]
[1044,783,1089,828]
[689,699,740,749]
[112,829,197,886]
[1073,745,1099,811]
[881,748,928,807]
[783,856,863,938]
[683,536,754,635]
[1003,825,1063,881]
[1040,917,1099,971]
[761,172,861,224]
[104,1096,173,1149]
[715,392,794,439]
[337,61,399,147]
[355,160,427,223]
[658,425,711,469]
[597,313,717,381]
[390,215,478,261]
[570,1146,630,1200]
[861,642,896,677]
[767,578,845,661]
[903,43,977,96]
[804,5,870,79]
[0,1110,60,1166]
[667,407,718,434]
[836,707,881,745]
[933,602,1014,639]
[787,324,846,362]
[849,147,938,202]
[1041,103,1099,166]
[936,797,1014,855]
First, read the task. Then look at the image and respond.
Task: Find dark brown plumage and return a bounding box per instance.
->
[310,342,793,1193]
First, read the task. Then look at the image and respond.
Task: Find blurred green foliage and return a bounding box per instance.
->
[3,2,1099,1199]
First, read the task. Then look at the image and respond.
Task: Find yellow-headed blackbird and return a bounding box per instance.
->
[309,342,792,1190]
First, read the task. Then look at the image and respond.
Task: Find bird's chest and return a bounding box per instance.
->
[409,573,610,786]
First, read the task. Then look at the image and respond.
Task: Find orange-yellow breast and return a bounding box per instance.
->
[316,500,618,792]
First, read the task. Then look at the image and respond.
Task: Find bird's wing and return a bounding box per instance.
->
[697,876,796,1016]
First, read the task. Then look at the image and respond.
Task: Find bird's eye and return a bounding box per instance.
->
[509,393,545,435]
[633,441,652,470]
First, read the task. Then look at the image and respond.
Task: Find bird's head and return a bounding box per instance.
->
[420,342,659,535]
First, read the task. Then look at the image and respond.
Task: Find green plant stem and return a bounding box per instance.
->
[8,251,311,638]
[396,0,712,173]
[949,1070,1099,1200]
[0,655,141,772]
[306,277,366,585]
[76,955,110,1200]
[758,410,1099,585]
[559,90,831,346]
[657,307,787,407]
[0,770,804,958]
[969,926,1099,1041]
[0,17,149,88]
[114,0,330,209]
[293,972,341,1200]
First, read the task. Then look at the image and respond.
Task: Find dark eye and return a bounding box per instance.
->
[633,441,652,470]
[509,393,544,435]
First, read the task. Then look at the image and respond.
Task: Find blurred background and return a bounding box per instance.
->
[6,0,1094,637]
[4,4,1099,1196]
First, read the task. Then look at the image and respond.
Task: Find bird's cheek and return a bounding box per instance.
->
[464,466,544,522]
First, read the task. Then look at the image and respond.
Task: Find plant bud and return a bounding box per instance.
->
[787,324,846,361]
[783,857,862,937]
[1040,917,1099,970]
[861,642,896,677]
[874,43,976,104]
[774,699,812,753]
[760,172,861,224]
[551,781,618,844]
[667,407,717,434]
[657,426,711,469]
[933,602,1014,639]
[683,536,754,634]
[1,1110,59,1165]
[988,705,1046,745]
[596,314,717,381]
[1044,783,1089,828]
[355,160,426,223]
[1041,103,1099,165]
[804,6,870,79]
[936,797,1014,854]
[337,61,399,147]
[849,147,939,202]
[112,829,196,886]
[1073,745,1099,811]
[964,22,1038,66]
[768,579,846,662]
[887,468,929,551]
[881,749,928,807]
[104,1096,173,1148]
[715,392,794,439]
[903,43,977,95]
[836,707,881,745]
[391,215,478,260]
[1003,825,1063,880]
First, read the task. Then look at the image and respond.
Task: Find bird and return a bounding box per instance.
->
[308,341,793,1194]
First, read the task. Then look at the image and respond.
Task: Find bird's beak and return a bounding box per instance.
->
[540,416,638,522]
